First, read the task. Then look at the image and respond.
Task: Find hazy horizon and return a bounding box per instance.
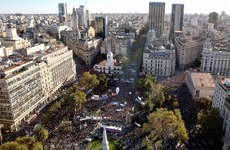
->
[0,0,228,15]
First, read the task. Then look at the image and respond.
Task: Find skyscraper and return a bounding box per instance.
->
[170,4,184,40]
[149,2,165,37]
[71,7,78,30]
[77,5,85,28]
[209,12,218,29]
[58,3,67,23]
[86,10,90,27]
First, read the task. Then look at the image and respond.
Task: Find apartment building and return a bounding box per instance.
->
[200,38,230,76]
[66,27,101,65]
[212,78,230,116]
[174,36,205,69]
[0,45,76,130]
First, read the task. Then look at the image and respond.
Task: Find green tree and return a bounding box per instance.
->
[15,136,43,150]
[142,108,188,145]
[33,125,48,144]
[79,72,99,91]
[137,75,156,92]
[48,101,61,114]
[140,138,154,150]
[69,89,87,111]
[0,141,27,150]
[193,97,212,110]
[121,56,130,72]
[97,73,108,92]
[197,108,223,149]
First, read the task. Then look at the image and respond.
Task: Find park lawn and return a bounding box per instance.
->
[87,138,122,150]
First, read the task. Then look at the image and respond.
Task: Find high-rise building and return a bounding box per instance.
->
[86,10,90,27]
[170,4,184,40]
[95,16,108,39]
[209,12,218,29]
[149,2,165,37]
[71,7,78,30]
[58,3,67,23]
[77,5,85,28]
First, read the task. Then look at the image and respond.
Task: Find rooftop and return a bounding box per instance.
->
[190,72,215,88]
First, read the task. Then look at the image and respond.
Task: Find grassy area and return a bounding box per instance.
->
[87,138,122,150]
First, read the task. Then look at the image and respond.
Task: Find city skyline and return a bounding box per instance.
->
[0,0,229,15]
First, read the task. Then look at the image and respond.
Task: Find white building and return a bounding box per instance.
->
[142,30,176,76]
[212,78,230,116]
[66,27,101,65]
[200,38,230,76]
[101,35,130,56]
[185,71,215,97]
[0,45,76,130]
[93,50,122,74]
[174,36,204,69]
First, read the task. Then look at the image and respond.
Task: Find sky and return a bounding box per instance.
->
[0,0,228,15]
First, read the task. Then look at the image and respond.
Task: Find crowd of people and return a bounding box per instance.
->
[160,71,207,149]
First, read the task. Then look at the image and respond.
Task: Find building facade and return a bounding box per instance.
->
[200,38,230,76]
[93,50,122,74]
[209,12,218,29]
[66,27,101,65]
[142,30,176,77]
[149,2,165,37]
[174,36,204,69]
[170,4,184,40]
[77,5,85,28]
[58,3,68,23]
[0,45,76,130]
[212,78,230,116]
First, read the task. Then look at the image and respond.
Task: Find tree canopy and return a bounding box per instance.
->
[0,136,43,150]
[197,108,223,149]
[79,72,99,91]
[142,108,188,146]
[33,125,49,144]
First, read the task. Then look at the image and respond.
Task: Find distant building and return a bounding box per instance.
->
[170,4,184,40]
[58,3,68,23]
[77,5,85,28]
[149,2,165,37]
[95,16,108,39]
[209,12,218,29]
[200,38,230,76]
[66,27,101,65]
[101,34,130,56]
[185,71,215,98]
[86,10,91,27]
[71,7,79,30]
